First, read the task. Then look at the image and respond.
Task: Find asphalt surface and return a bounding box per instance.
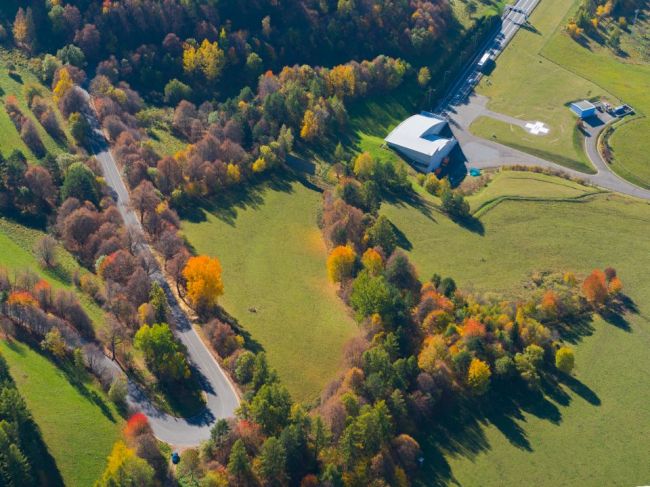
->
[80,88,239,446]
[435,0,650,200]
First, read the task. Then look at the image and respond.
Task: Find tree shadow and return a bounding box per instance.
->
[452,214,485,236]
[59,361,117,423]
[186,169,302,227]
[392,223,413,251]
[416,370,603,486]
[215,305,265,354]
[8,71,23,83]
[557,373,601,406]
[551,310,595,344]
[520,21,541,35]
[598,293,638,332]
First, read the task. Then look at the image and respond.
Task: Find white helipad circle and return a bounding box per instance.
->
[525,121,549,135]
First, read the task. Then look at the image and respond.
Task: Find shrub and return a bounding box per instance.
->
[555,346,575,374]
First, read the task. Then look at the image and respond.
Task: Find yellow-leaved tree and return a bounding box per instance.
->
[300,109,318,141]
[183,255,224,313]
[96,441,154,487]
[53,67,73,102]
[361,248,383,275]
[555,346,575,374]
[467,358,491,394]
[353,152,375,179]
[327,245,356,283]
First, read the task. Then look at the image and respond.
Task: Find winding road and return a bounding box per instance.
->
[80,88,240,447]
[435,0,650,200]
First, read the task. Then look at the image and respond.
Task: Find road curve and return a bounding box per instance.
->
[80,88,240,446]
[436,0,650,201]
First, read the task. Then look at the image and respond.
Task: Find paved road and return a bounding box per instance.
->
[80,88,239,446]
[437,0,541,113]
[433,0,650,200]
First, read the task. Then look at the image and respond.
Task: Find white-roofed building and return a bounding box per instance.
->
[384,113,457,172]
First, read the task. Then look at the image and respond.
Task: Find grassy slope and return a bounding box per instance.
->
[540,9,650,189]
[0,50,71,162]
[470,0,609,174]
[0,341,122,487]
[182,179,358,401]
[379,172,650,485]
[0,218,106,331]
[607,117,650,189]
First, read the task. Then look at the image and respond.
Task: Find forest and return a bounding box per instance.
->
[0,0,641,486]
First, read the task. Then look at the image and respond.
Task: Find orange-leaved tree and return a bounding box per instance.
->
[183,255,224,313]
[327,245,356,283]
[582,269,608,306]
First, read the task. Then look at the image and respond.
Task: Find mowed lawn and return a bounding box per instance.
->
[379,172,650,485]
[470,0,611,174]
[182,179,358,401]
[0,341,122,487]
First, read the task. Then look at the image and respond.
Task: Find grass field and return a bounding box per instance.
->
[469,0,608,173]
[181,177,358,401]
[471,0,650,186]
[540,7,650,189]
[378,171,650,485]
[0,340,122,487]
[0,50,71,162]
[607,117,650,189]
[0,218,106,331]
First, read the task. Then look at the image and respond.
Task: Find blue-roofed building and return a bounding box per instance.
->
[570,100,596,119]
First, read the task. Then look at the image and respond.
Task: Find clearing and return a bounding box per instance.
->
[0,340,122,487]
[378,170,650,485]
[182,176,358,401]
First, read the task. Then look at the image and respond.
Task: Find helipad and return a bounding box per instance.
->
[525,121,549,135]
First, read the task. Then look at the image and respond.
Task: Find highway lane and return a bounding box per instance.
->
[437,0,541,113]
[80,88,240,446]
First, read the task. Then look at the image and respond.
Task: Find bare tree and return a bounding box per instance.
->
[99,314,126,360]
[34,235,58,268]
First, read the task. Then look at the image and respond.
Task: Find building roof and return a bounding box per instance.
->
[571,100,596,111]
[384,114,454,157]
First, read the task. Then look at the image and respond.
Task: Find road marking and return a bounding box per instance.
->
[525,121,550,135]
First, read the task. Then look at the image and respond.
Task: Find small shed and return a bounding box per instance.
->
[570,100,596,119]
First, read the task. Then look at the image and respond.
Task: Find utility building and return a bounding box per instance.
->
[570,100,596,119]
[384,113,457,172]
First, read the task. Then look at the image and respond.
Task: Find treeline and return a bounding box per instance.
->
[6,0,451,100]
[93,54,408,196]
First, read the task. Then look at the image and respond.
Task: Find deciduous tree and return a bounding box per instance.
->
[182,255,224,313]
[327,245,357,283]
